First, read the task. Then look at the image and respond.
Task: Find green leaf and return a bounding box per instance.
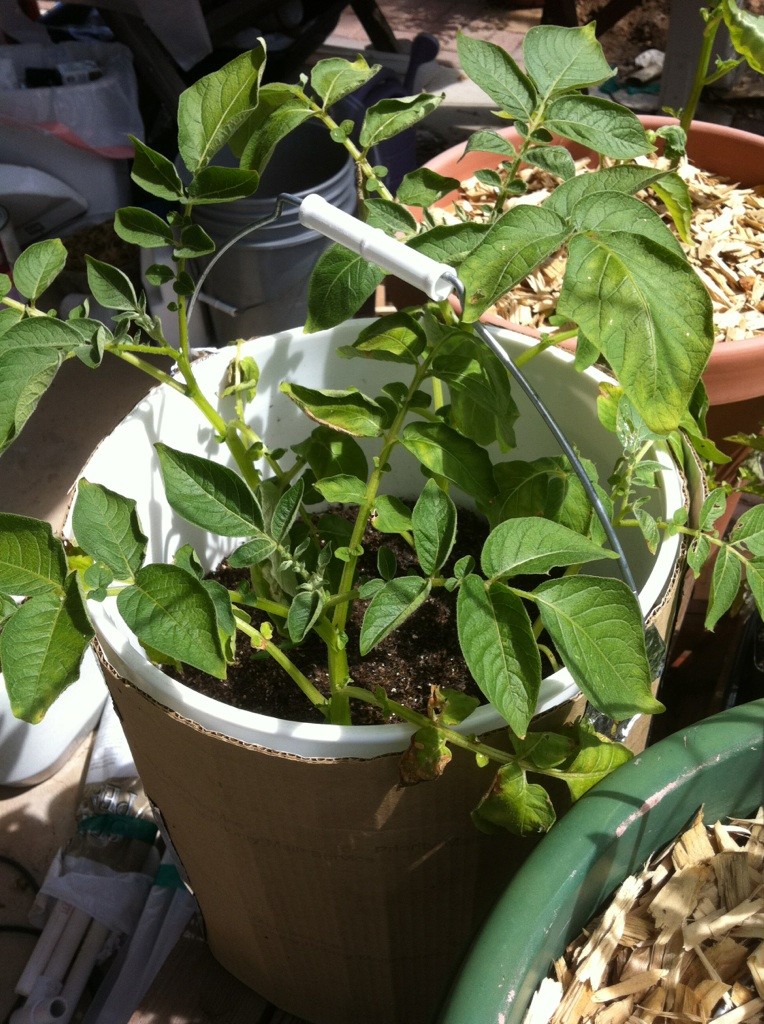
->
[359,575,430,654]
[437,688,480,726]
[0,308,22,337]
[271,479,304,542]
[482,516,616,580]
[705,547,742,631]
[228,532,277,568]
[463,129,516,158]
[0,273,10,299]
[511,729,575,770]
[144,263,175,286]
[569,190,685,257]
[746,558,764,620]
[174,224,215,259]
[313,474,367,505]
[634,508,660,555]
[457,575,540,736]
[234,83,313,173]
[431,338,518,451]
[156,443,261,537]
[173,545,204,578]
[557,230,713,433]
[722,0,764,74]
[293,426,368,489]
[522,22,615,95]
[544,165,667,220]
[130,137,185,201]
[310,54,379,107]
[177,46,266,172]
[456,33,536,118]
[397,168,460,207]
[545,94,653,159]
[554,732,632,800]
[114,207,174,248]
[459,205,568,321]
[1,574,93,723]
[534,575,662,719]
[472,762,555,836]
[201,577,236,662]
[280,382,384,437]
[731,505,764,555]
[407,222,489,267]
[372,495,412,534]
[651,172,693,244]
[287,589,324,643]
[12,239,67,302]
[523,144,577,181]
[491,457,607,539]
[699,488,729,532]
[377,546,396,581]
[687,534,711,576]
[0,347,61,454]
[0,513,67,597]
[85,257,138,312]
[187,166,260,204]
[362,199,418,237]
[359,93,443,149]
[400,422,498,505]
[412,480,457,576]
[118,564,226,677]
[346,312,426,364]
[71,480,146,579]
[305,244,385,332]
[399,726,452,784]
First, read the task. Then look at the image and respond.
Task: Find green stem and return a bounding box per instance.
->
[514,327,578,367]
[237,619,329,710]
[308,103,395,203]
[107,348,187,393]
[680,4,724,133]
[341,686,514,764]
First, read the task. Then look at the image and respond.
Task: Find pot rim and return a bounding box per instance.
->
[438,697,764,1024]
[77,321,684,759]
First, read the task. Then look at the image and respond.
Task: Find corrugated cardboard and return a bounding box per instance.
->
[103,653,586,1024]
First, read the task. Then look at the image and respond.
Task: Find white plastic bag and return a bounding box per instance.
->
[0,40,142,156]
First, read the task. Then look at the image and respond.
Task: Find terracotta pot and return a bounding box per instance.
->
[423,116,764,449]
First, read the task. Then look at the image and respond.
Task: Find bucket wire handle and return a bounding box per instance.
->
[186,192,656,739]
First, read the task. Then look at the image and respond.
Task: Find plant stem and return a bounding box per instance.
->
[680,4,724,133]
[237,619,329,711]
[107,348,187,393]
[514,327,578,367]
[341,685,514,764]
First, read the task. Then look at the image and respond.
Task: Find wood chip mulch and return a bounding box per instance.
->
[522,807,764,1024]
[436,157,764,344]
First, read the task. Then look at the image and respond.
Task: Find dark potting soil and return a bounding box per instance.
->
[173,507,492,726]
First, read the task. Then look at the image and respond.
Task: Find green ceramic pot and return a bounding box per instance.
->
[438,698,764,1024]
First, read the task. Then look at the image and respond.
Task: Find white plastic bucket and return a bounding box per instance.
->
[77,320,684,759]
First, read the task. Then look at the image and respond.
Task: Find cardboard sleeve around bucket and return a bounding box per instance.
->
[74,322,693,1024]
[100,652,583,1024]
[191,123,356,342]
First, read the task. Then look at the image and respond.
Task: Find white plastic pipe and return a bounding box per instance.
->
[298,193,456,301]
[9,976,67,1024]
[58,919,110,1024]
[43,908,92,985]
[15,901,74,997]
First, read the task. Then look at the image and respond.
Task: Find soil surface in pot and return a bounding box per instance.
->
[173,507,511,725]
